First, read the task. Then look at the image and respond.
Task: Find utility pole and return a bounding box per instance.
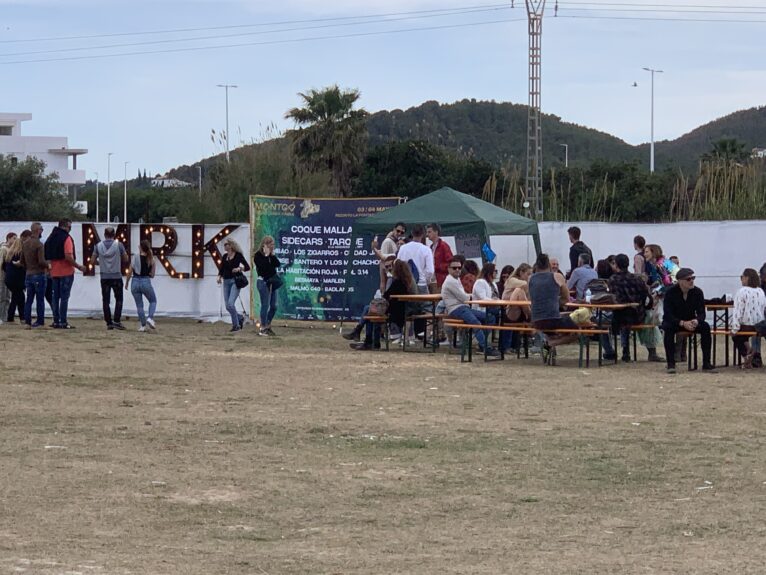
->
[216,84,238,162]
[559,143,568,168]
[197,165,202,200]
[643,67,663,173]
[107,152,114,223]
[123,161,130,223]
[94,171,99,223]
[525,0,546,219]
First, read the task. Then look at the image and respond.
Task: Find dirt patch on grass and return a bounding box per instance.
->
[1,318,765,574]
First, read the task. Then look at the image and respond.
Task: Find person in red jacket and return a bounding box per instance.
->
[426,223,453,289]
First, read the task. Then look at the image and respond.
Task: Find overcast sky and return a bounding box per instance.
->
[3,0,764,180]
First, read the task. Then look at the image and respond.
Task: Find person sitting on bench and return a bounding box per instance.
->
[529,253,579,353]
[661,267,716,374]
[441,256,499,357]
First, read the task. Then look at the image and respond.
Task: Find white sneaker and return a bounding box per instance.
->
[138,326,146,332]
[146,318,156,330]
[258,328,270,337]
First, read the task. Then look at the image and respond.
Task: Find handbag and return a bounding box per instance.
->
[265,274,284,290]
[234,272,249,289]
[368,297,389,316]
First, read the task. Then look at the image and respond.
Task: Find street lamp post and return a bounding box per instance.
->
[123,161,130,223]
[94,172,99,223]
[107,152,114,223]
[216,84,238,162]
[643,67,663,173]
[559,143,569,168]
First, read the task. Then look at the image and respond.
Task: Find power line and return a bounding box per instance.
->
[556,14,766,22]
[560,6,766,14]
[0,18,527,66]
[559,1,766,7]
[0,6,516,58]
[0,3,515,44]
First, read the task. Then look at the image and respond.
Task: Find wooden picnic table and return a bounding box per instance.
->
[707,302,734,366]
[390,293,442,352]
[565,301,639,366]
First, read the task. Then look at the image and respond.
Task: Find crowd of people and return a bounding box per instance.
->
[345,222,766,373]
[0,221,285,337]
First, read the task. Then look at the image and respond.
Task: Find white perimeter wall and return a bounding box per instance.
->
[3,220,763,320]
[490,220,766,300]
[0,222,250,322]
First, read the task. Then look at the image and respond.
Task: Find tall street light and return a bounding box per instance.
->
[107,152,114,223]
[123,161,130,223]
[216,84,238,162]
[643,67,663,173]
[94,171,99,223]
[559,143,569,168]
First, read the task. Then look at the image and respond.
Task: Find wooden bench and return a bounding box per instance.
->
[711,329,759,366]
[445,321,608,367]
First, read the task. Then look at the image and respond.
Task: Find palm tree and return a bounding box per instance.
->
[702,138,749,164]
[285,85,368,197]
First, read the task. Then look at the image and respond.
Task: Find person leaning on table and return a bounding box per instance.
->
[660,268,716,374]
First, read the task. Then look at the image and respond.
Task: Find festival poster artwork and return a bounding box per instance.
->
[249,195,400,321]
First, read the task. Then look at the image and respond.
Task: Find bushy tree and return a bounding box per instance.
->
[0,155,78,220]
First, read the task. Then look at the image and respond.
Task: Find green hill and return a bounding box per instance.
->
[168,99,766,181]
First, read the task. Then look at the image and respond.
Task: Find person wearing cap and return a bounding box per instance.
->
[661,267,716,374]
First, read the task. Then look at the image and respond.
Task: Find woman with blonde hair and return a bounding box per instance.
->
[217,237,251,332]
[254,235,281,336]
[3,233,26,322]
[125,239,158,332]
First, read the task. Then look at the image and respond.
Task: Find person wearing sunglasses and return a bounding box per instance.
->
[372,222,406,261]
[661,267,716,374]
[441,255,499,357]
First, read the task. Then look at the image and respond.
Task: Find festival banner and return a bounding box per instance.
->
[249,195,400,321]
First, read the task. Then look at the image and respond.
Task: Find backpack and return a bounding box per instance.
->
[585,279,616,304]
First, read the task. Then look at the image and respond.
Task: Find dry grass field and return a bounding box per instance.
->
[1,318,765,574]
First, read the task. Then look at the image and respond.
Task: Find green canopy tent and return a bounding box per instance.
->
[351,186,541,257]
[342,187,541,319]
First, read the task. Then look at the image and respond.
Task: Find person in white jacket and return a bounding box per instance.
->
[472,263,499,310]
[731,268,766,369]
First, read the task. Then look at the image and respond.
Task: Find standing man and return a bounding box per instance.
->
[397,224,434,338]
[373,222,406,260]
[633,235,646,276]
[426,223,453,290]
[566,226,593,279]
[90,227,129,330]
[20,222,50,328]
[566,253,597,301]
[661,268,716,374]
[45,218,86,329]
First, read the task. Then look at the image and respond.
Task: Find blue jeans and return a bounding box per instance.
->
[130,277,157,327]
[449,306,490,350]
[51,275,74,326]
[24,273,47,326]
[256,278,278,327]
[223,278,241,327]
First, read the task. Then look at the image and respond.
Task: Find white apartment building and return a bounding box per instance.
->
[0,113,87,185]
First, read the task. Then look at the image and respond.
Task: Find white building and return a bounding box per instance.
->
[751,147,766,159]
[151,176,191,189]
[0,113,87,185]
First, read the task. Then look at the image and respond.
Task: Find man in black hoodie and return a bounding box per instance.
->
[45,218,85,329]
[567,226,593,280]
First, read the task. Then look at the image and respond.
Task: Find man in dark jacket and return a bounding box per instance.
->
[20,222,50,328]
[567,226,593,279]
[45,218,86,329]
[661,267,716,374]
[608,253,662,362]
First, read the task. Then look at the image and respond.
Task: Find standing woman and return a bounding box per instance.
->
[125,239,158,332]
[731,268,766,369]
[3,233,26,323]
[254,235,281,337]
[217,238,251,333]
